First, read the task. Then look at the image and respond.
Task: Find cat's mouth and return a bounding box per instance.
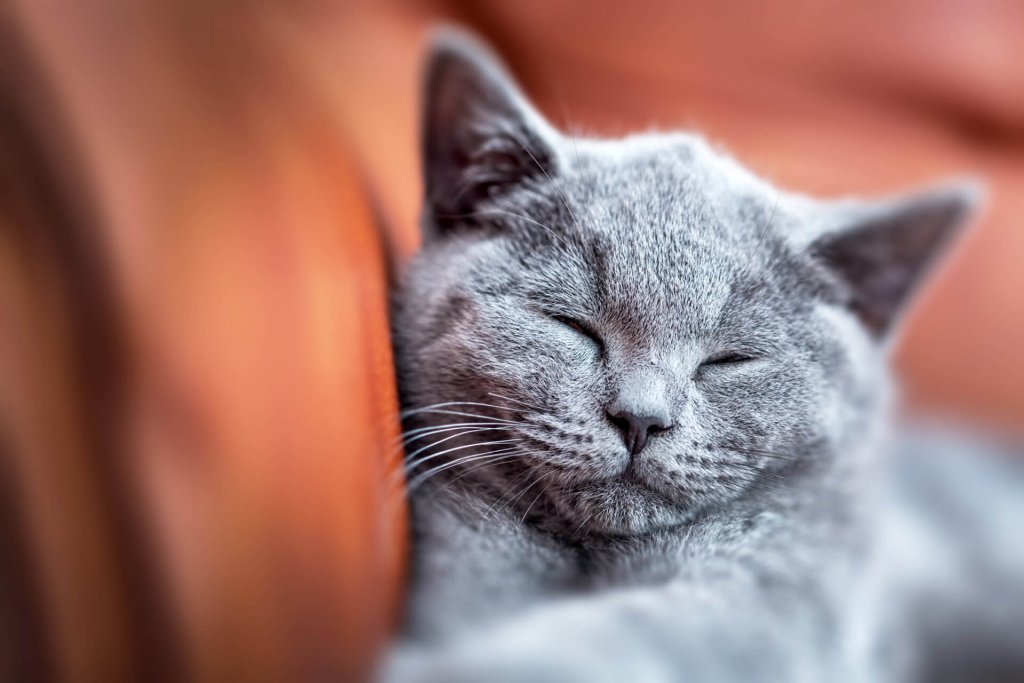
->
[554,471,693,538]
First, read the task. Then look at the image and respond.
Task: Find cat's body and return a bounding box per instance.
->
[396,435,1024,682]
[875,428,1024,682]
[382,30,1023,683]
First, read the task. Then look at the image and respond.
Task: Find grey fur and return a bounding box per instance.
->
[382,29,1020,683]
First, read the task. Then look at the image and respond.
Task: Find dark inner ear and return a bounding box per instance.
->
[811,189,975,338]
[422,35,556,232]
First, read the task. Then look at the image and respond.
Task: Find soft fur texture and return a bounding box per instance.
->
[383,29,1022,683]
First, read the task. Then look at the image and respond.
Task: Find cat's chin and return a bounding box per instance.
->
[554,477,694,538]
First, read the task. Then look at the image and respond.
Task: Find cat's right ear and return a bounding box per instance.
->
[421,29,560,234]
[803,181,983,342]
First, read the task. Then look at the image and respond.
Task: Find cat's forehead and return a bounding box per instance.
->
[471,135,811,343]
[549,138,786,328]
[568,134,777,240]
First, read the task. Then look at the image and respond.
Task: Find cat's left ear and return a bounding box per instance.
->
[421,28,562,234]
[805,180,984,340]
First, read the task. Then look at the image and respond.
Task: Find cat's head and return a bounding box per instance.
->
[394,30,980,537]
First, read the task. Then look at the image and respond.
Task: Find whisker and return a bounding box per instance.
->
[392,448,524,501]
[724,462,791,493]
[490,471,548,519]
[447,171,509,209]
[482,466,536,519]
[391,427,512,472]
[403,438,520,476]
[468,208,573,251]
[508,131,582,235]
[571,512,594,539]
[722,445,799,462]
[395,420,511,443]
[403,409,520,424]
[386,425,514,472]
[712,477,747,496]
[436,454,524,494]
[401,446,523,489]
[519,477,551,523]
[396,443,522,485]
[400,401,517,420]
[729,461,787,480]
[486,391,544,412]
[402,431,498,469]
[399,424,510,448]
[406,447,526,494]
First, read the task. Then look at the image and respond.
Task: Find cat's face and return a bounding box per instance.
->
[393,31,978,537]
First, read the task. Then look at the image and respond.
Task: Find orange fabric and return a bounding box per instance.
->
[0,103,141,681]
[6,1,410,680]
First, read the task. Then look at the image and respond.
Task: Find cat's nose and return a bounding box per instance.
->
[607,408,670,456]
[607,368,673,456]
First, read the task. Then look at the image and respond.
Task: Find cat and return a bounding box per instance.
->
[381,28,1024,683]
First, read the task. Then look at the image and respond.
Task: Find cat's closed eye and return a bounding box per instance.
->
[701,351,759,367]
[551,314,604,350]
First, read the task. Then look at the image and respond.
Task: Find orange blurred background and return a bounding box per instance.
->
[1,1,1021,681]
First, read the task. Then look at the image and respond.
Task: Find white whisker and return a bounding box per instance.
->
[399,424,510,448]
[403,409,519,424]
[486,391,544,412]
[406,447,526,494]
[519,481,549,524]
[400,401,517,420]
[404,438,520,477]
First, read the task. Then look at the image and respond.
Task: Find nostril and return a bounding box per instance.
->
[608,412,632,435]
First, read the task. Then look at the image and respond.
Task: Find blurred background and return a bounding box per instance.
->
[1,0,1021,681]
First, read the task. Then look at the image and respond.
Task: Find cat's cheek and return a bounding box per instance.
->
[696,365,816,447]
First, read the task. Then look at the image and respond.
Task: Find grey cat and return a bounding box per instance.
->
[382,29,1024,683]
